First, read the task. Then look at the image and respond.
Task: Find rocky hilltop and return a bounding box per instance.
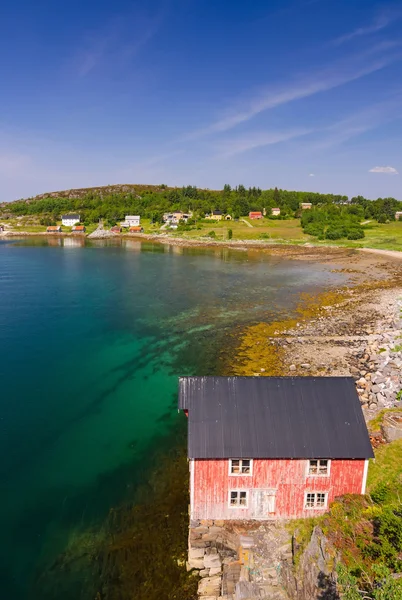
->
[0,183,174,207]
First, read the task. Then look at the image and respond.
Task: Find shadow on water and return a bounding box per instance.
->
[26,418,196,600]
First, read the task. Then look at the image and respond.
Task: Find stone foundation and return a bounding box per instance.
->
[188,520,292,600]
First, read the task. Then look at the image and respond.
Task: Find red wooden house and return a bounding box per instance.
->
[179,377,373,520]
[249,211,263,219]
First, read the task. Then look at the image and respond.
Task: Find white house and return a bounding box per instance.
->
[125,215,141,227]
[61,213,80,226]
[395,211,402,221]
[271,208,281,216]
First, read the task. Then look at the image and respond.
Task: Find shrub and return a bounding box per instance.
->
[347,229,365,240]
[325,228,343,240]
[371,482,392,504]
[228,229,233,240]
[378,214,387,223]
[304,223,324,236]
[207,231,216,238]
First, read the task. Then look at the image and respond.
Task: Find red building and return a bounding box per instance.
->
[179,377,373,520]
[249,211,263,219]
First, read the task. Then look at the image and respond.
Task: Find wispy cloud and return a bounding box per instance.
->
[76,8,164,77]
[369,166,398,174]
[309,173,315,177]
[332,10,399,46]
[217,128,312,157]
[304,93,402,151]
[184,43,402,140]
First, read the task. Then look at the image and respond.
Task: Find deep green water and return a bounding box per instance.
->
[0,237,347,598]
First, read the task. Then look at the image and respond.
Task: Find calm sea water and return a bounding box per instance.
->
[0,238,347,598]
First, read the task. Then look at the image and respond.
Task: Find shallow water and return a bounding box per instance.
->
[0,238,347,598]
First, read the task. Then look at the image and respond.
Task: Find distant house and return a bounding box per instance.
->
[111,226,122,233]
[249,211,263,219]
[47,226,62,233]
[129,226,144,233]
[395,212,402,221]
[224,214,232,220]
[124,215,140,227]
[179,376,373,521]
[205,210,223,221]
[61,214,80,226]
[271,208,281,216]
[300,203,312,210]
[72,225,86,233]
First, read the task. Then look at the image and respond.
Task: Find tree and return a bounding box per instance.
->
[273,187,280,206]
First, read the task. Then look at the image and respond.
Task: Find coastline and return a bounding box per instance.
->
[2,229,402,261]
[227,275,402,421]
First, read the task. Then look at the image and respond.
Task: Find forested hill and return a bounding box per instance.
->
[1,183,400,224]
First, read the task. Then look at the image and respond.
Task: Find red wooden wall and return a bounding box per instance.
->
[191,458,367,520]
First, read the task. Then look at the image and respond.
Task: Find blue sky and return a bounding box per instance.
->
[1,0,402,200]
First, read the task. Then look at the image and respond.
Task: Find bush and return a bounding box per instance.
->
[378,214,387,223]
[347,229,365,240]
[325,228,343,240]
[228,229,233,240]
[207,231,216,238]
[304,223,324,236]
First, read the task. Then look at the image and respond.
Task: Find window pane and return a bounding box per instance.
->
[239,492,247,505]
[309,460,318,474]
[231,460,240,473]
[241,460,251,473]
[318,460,328,474]
[317,493,326,506]
[306,493,315,508]
[230,491,238,505]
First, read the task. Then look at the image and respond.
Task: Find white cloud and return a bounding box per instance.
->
[332,12,397,46]
[309,173,315,176]
[75,9,164,77]
[183,44,402,139]
[217,128,312,157]
[369,166,399,174]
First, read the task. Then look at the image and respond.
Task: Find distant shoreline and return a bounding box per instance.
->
[2,230,402,262]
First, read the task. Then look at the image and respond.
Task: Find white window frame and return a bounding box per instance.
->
[228,459,253,476]
[228,489,249,508]
[304,491,328,510]
[306,459,331,477]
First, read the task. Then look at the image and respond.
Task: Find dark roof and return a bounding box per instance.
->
[178,377,374,459]
[213,210,223,215]
[62,214,80,219]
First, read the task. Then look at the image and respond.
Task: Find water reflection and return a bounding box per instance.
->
[63,237,85,248]
[46,237,62,247]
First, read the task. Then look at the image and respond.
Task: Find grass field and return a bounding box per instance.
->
[155,217,402,250]
[156,218,310,243]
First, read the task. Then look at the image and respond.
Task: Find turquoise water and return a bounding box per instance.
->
[0,238,347,598]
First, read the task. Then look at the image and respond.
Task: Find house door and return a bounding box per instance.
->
[252,489,277,518]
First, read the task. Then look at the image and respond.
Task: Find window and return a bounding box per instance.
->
[229,490,248,508]
[308,459,330,476]
[305,492,327,509]
[229,459,252,475]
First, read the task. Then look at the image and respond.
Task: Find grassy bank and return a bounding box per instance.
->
[292,414,402,598]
